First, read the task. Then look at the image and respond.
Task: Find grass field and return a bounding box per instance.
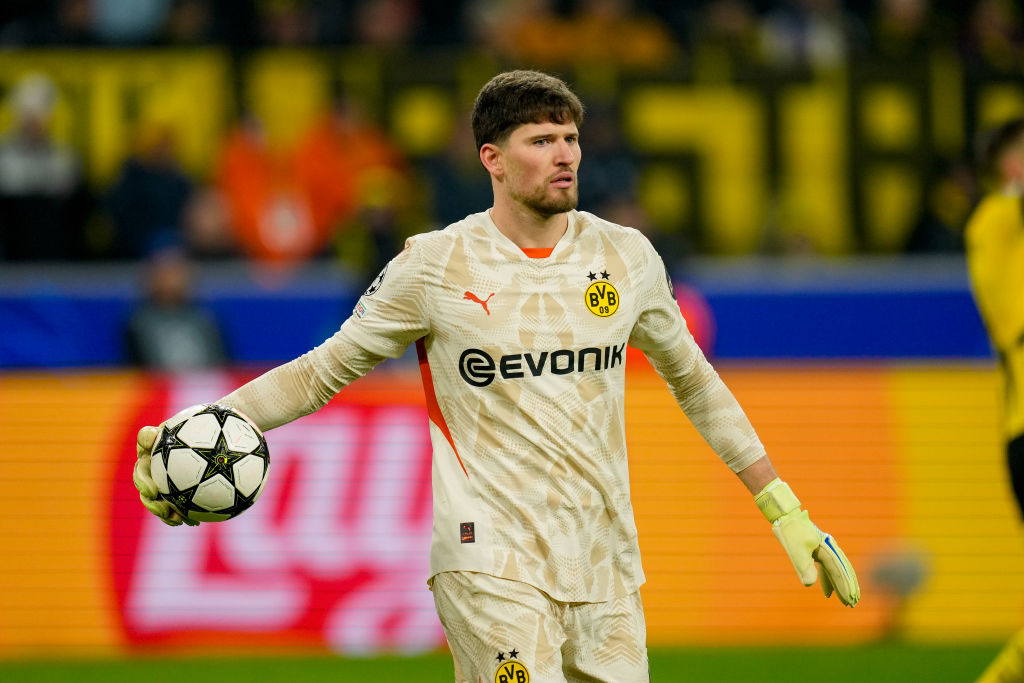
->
[0,643,1000,682]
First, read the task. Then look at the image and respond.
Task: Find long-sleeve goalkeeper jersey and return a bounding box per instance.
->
[220,209,767,602]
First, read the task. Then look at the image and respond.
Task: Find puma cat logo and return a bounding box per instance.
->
[463,291,495,315]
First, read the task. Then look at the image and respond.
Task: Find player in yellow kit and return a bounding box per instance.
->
[133,70,859,683]
[969,117,1024,683]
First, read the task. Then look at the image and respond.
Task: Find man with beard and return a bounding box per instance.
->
[133,70,859,683]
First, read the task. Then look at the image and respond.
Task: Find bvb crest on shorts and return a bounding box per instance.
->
[494,651,530,683]
[584,269,619,318]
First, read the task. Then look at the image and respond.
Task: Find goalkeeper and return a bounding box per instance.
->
[135,70,858,683]
[968,117,1024,683]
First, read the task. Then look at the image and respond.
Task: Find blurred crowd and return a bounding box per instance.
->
[0,0,1016,69]
[0,0,1019,274]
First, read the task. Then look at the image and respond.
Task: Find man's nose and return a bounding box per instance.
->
[554,140,577,164]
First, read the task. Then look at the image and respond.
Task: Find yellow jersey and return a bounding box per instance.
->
[966,190,1024,440]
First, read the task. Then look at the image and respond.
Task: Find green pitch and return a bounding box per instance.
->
[0,644,999,682]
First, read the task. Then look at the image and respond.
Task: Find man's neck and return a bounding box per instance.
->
[488,200,569,250]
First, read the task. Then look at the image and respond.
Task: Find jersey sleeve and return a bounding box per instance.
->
[217,236,436,431]
[338,235,433,358]
[629,239,766,473]
[627,237,688,354]
[218,330,388,431]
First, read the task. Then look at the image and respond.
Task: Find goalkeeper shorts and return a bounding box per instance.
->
[430,570,649,683]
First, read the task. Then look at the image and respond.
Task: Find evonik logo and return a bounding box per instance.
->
[459,343,626,387]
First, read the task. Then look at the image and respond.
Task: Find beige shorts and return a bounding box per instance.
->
[430,571,649,683]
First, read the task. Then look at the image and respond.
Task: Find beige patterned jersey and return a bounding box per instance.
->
[331,209,766,602]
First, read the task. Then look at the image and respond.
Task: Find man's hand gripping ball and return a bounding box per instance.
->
[755,478,860,607]
[133,425,198,527]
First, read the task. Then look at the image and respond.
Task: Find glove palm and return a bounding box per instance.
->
[133,425,198,527]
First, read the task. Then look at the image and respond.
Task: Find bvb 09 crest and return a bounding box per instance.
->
[495,659,530,683]
[585,279,619,317]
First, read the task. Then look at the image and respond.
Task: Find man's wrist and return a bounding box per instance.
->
[754,477,801,523]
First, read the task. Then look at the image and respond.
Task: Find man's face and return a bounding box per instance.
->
[497,120,581,217]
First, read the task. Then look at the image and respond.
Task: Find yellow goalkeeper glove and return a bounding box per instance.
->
[755,478,859,607]
[133,425,198,527]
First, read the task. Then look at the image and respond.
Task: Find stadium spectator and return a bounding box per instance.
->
[566,0,680,69]
[758,0,869,73]
[105,119,194,259]
[867,0,946,62]
[124,246,228,369]
[134,69,860,683]
[472,0,568,65]
[157,0,216,45]
[687,0,763,77]
[255,0,318,45]
[0,72,90,260]
[960,0,1024,72]
[90,0,171,44]
[966,116,1024,683]
[482,0,679,69]
[215,113,321,263]
[352,0,421,48]
[46,0,97,46]
[294,94,415,276]
[904,157,972,253]
[181,186,241,260]
[574,101,641,215]
[419,109,497,228]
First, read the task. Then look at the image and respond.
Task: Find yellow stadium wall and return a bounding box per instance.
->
[0,49,1021,255]
[0,362,1017,656]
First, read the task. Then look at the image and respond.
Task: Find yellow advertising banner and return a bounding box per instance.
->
[0,363,1017,656]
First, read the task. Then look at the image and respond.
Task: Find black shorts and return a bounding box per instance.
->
[1008,434,1024,519]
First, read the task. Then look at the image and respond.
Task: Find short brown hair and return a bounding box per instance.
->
[976,116,1024,187]
[471,70,584,151]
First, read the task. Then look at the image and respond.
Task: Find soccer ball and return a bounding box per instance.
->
[149,403,270,522]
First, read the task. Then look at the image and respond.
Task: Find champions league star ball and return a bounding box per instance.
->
[149,403,270,522]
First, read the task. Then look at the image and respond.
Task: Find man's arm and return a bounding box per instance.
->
[133,330,388,525]
[736,455,778,494]
[643,336,860,607]
[651,344,860,606]
[134,235,434,525]
[217,329,388,431]
[628,241,859,606]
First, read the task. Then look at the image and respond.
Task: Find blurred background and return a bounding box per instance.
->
[0,0,1022,680]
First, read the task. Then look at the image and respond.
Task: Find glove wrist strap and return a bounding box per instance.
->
[754,478,801,523]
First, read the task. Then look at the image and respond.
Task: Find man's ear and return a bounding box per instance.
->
[480,142,503,177]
